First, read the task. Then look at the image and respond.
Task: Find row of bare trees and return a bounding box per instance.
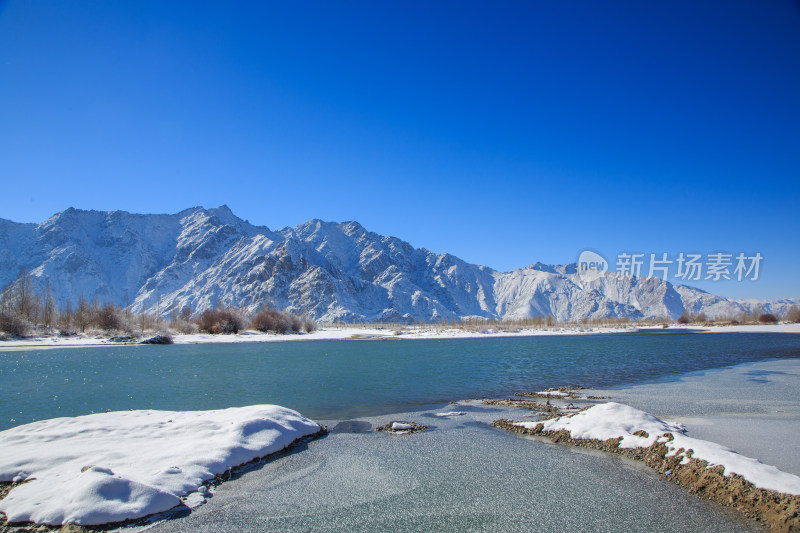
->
[343,307,800,332]
[676,308,799,325]
[0,270,315,338]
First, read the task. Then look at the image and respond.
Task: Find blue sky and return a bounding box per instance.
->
[0,1,798,299]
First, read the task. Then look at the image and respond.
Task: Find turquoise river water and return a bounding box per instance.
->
[2,330,800,431]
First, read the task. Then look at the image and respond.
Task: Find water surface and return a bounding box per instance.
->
[2,332,800,430]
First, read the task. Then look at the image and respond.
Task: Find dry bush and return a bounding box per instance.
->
[786,306,800,324]
[94,303,123,332]
[170,319,198,335]
[251,309,292,334]
[250,309,315,334]
[758,313,778,324]
[0,312,31,337]
[289,314,303,332]
[197,308,244,334]
[676,313,690,325]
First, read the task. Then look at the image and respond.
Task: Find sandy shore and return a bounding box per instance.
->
[1,322,798,351]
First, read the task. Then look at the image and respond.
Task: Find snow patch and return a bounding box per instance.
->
[516,402,800,495]
[0,405,320,526]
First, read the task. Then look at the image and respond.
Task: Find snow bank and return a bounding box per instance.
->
[0,405,320,526]
[5,323,798,351]
[0,326,637,350]
[516,402,800,495]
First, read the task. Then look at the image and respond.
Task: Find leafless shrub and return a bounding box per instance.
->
[758,313,778,324]
[170,319,198,335]
[197,308,244,334]
[94,303,123,332]
[676,313,690,324]
[786,306,800,324]
[251,309,292,334]
[250,309,315,334]
[0,312,31,337]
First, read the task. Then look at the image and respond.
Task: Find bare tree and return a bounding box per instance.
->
[139,311,146,334]
[59,301,73,332]
[42,286,56,332]
[12,268,38,322]
[76,296,89,333]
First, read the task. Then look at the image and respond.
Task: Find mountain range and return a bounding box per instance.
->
[0,206,796,323]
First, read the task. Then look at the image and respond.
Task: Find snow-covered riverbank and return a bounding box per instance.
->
[1,322,798,350]
[3,360,799,530]
[2,340,799,529]
[0,406,322,526]
[501,358,800,531]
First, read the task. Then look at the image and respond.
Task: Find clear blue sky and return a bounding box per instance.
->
[0,1,798,299]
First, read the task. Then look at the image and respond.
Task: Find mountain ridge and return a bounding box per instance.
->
[0,206,796,323]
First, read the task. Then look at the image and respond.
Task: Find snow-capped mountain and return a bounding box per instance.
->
[0,207,796,323]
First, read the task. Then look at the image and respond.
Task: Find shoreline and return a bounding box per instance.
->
[487,358,800,531]
[1,322,798,351]
[1,359,798,530]
[584,358,800,477]
[494,415,800,531]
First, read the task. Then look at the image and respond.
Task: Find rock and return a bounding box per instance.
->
[375,421,428,434]
[140,334,173,345]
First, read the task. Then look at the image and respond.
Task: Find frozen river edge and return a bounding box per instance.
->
[2,358,799,531]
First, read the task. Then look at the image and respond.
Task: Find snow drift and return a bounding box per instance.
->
[0,405,320,526]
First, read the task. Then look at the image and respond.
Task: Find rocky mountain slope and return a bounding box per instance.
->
[0,207,795,323]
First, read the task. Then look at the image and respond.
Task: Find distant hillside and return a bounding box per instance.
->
[0,206,796,323]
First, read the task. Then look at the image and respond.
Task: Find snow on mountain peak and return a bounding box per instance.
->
[0,207,796,323]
